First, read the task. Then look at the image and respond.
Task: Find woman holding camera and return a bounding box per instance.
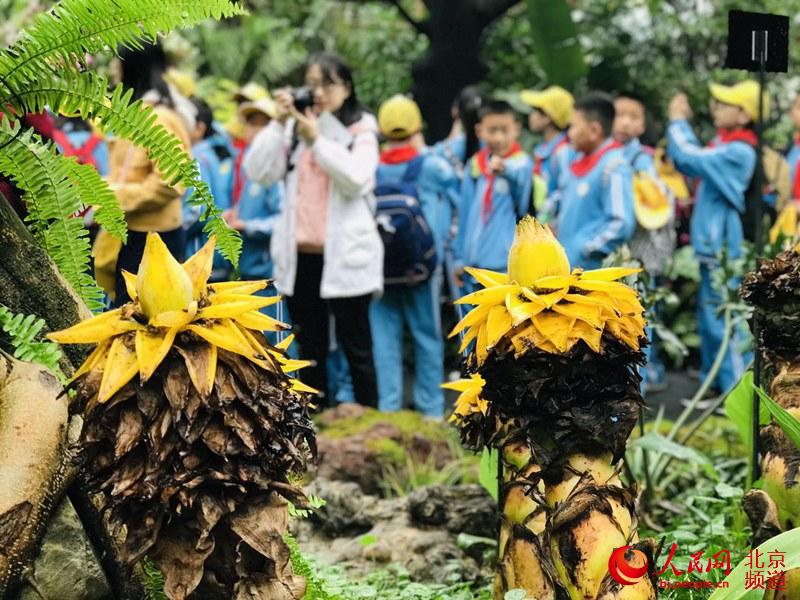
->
[243,53,381,408]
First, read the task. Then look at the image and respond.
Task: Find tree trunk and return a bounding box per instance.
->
[412,0,517,142]
[0,196,146,599]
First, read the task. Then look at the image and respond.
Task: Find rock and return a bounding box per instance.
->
[16,498,110,600]
[408,484,497,539]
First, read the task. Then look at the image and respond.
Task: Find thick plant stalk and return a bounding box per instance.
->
[446,218,657,599]
[742,249,800,600]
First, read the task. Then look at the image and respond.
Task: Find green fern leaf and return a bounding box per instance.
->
[0,305,65,381]
[63,160,127,242]
[0,0,246,90]
[8,71,242,266]
[0,119,106,310]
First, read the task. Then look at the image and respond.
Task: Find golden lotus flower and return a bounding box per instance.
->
[441,373,488,424]
[49,233,313,406]
[450,216,646,364]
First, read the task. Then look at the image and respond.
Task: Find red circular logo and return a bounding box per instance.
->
[608,546,649,586]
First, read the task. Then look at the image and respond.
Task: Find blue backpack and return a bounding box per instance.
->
[374,155,437,287]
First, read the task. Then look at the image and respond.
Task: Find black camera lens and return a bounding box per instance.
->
[291,87,315,113]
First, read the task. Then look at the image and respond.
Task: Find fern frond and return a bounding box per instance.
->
[62,159,126,241]
[0,305,65,381]
[0,0,246,90]
[0,119,105,310]
[141,558,168,600]
[7,70,242,266]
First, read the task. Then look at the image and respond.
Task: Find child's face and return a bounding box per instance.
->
[710,99,750,130]
[568,110,604,154]
[791,95,800,130]
[527,108,551,134]
[243,112,270,144]
[476,112,520,155]
[613,97,646,144]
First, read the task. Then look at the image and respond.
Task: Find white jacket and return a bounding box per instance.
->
[242,113,383,299]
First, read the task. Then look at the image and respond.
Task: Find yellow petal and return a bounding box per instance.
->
[571,279,630,294]
[47,309,143,344]
[135,328,178,383]
[97,336,139,403]
[137,233,194,318]
[568,320,603,353]
[70,338,112,381]
[449,302,493,337]
[580,267,641,282]
[121,270,138,301]
[506,291,545,325]
[476,323,489,364]
[182,235,216,299]
[529,287,568,308]
[441,375,484,393]
[532,312,573,353]
[280,358,313,373]
[232,310,291,332]
[149,301,198,329]
[199,295,281,320]
[486,304,514,349]
[463,266,509,288]
[275,333,295,351]
[208,280,269,295]
[531,274,577,291]
[455,284,519,306]
[458,325,480,354]
[185,319,258,361]
[552,301,604,330]
[290,378,319,395]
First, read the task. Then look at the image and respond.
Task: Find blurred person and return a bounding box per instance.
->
[453,100,533,295]
[433,85,484,180]
[666,81,761,392]
[614,91,676,393]
[557,92,635,269]
[184,97,232,281]
[370,95,459,418]
[106,41,191,306]
[243,52,381,409]
[520,85,574,220]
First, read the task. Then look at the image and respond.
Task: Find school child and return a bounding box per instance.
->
[370,95,459,418]
[613,91,676,393]
[454,100,534,294]
[433,86,484,180]
[520,86,574,217]
[557,93,636,270]
[666,81,761,392]
[184,98,232,281]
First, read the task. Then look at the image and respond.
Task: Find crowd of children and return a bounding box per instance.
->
[57,42,796,419]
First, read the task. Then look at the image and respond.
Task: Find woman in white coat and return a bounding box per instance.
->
[243,53,382,408]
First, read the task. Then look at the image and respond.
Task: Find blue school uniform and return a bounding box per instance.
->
[369,147,459,417]
[454,146,534,288]
[556,139,636,270]
[787,137,800,195]
[237,178,283,280]
[666,120,756,391]
[184,138,232,280]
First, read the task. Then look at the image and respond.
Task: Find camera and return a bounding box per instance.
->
[291,87,315,113]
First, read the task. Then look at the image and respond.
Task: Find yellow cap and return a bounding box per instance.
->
[234,82,269,103]
[709,80,769,122]
[164,68,196,98]
[238,98,276,121]
[378,95,422,139]
[519,86,574,129]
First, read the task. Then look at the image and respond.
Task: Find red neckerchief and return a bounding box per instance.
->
[380,145,418,164]
[232,138,248,205]
[570,139,621,177]
[709,128,757,148]
[476,142,522,222]
[533,135,568,176]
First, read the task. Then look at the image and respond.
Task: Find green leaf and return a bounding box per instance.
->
[709,528,800,600]
[0,305,65,381]
[725,372,769,452]
[525,0,587,88]
[479,447,499,502]
[358,534,377,547]
[630,432,719,480]
[754,385,800,450]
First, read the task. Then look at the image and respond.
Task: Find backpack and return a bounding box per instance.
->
[374,155,437,287]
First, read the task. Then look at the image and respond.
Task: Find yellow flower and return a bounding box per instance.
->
[450,217,646,364]
[49,234,313,406]
[442,373,488,424]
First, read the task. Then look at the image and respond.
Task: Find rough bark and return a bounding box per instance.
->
[0,196,146,599]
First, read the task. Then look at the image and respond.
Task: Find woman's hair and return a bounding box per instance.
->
[118,41,172,106]
[306,52,363,127]
[456,85,484,159]
[191,97,214,140]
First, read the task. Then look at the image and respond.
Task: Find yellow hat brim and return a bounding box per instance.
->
[709,82,765,121]
[634,199,672,230]
[520,89,547,109]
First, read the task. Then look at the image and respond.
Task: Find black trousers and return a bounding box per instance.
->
[286,252,378,408]
[114,227,185,307]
